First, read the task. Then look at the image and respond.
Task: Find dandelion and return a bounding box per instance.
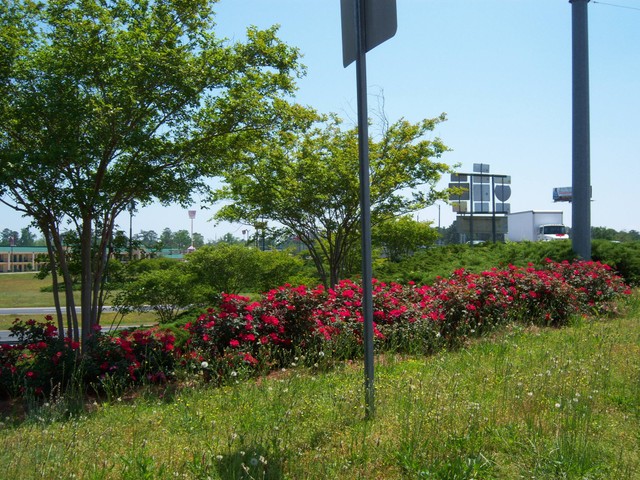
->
[249,457,259,467]
[555,402,561,408]
[201,361,209,369]
[230,371,238,377]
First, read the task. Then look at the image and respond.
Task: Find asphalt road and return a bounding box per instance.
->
[0,306,116,315]
[0,307,118,344]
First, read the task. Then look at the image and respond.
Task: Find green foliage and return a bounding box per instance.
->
[213,114,453,287]
[114,265,201,324]
[592,240,640,286]
[184,244,307,295]
[592,226,640,242]
[375,239,640,287]
[372,216,438,262]
[375,241,575,285]
[0,0,308,346]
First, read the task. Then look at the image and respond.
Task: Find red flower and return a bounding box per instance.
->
[243,353,258,365]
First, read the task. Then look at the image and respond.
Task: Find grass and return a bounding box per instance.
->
[0,272,77,308]
[1,295,638,479]
[0,272,157,329]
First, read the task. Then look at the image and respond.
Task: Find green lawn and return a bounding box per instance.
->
[0,272,77,308]
[1,301,638,479]
[0,272,156,329]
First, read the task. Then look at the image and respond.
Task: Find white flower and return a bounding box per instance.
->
[201,361,209,369]
[230,371,238,377]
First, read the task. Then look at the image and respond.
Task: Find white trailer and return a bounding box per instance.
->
[507,210,569,242]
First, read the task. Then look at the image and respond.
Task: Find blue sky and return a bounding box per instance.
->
[2,0,639,240]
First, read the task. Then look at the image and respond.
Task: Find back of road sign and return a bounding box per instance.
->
[341,0,397,67]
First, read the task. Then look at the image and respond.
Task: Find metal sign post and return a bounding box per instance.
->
[341,0,396,420]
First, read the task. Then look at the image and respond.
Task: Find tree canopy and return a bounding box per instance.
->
[212,114,453,287]
[0,0,310,346]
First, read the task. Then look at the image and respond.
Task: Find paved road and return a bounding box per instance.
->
[0,306,116,316]
[0,307,121,344]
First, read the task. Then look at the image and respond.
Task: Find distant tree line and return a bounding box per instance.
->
[0,227,41,247]
[3,224,638,249]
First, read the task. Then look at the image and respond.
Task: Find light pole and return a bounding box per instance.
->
[188,210,196,253]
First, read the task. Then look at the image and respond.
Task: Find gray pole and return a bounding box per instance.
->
[355,0,375,419]
[570,0,591,259]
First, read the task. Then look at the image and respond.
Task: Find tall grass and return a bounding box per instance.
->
[0,294,638,479]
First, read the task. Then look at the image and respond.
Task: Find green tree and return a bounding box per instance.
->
[591,226,617,241]
[185,244,262,295]
[160,228,175,249]
[114,265,199,324]
[192,232,205,248]
[136,230,159,249]
[372,216,438,262]
[0,0,306,345]
[217,233,242,245]
[17,227,37,246]
[213,115,452,287]
[184,243,304,295]
[173,229,191,250]
[0,228,18,246]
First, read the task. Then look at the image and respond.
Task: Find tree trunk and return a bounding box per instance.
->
[49,221,80,342]
[41,226,65,337]
[80,218,94,348]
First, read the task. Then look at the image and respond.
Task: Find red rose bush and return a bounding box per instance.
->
[0,260,631,398]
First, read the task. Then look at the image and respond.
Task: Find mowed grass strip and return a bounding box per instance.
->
[0,303,638,479]
[0,273,156,329]
[0,272,74,308]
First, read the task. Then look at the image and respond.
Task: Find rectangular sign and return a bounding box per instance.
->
[452,201,468,213]
[456,216,508,235]
[449,183,470,201]
[495,203,511,213]
[472,175,490,184]
[474,202,490,213]
[472,184,491,201]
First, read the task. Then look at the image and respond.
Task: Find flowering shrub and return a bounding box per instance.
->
[84,326,178,388]
[183,288,323,381]
[545,259,632,314]
[0,319,178,399]
[0,260,632,399]
[183,260,631,374]
[0,317,80,398]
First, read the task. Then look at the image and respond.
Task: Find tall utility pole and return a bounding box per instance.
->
[570,0,591,260]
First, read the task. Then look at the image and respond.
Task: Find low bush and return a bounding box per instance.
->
[0,259,632,401]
